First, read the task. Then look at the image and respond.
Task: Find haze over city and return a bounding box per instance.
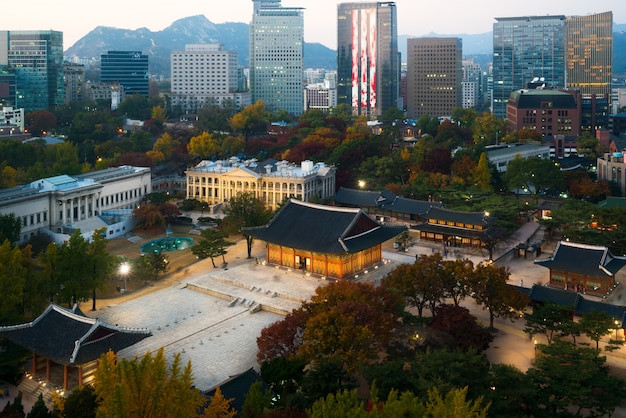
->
[4,0,625,50]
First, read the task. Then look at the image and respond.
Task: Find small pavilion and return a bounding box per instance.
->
[243,199,406,280]
[534,241,626,295]
[0,304,151,390]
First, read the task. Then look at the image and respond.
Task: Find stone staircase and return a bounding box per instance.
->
[17,377,55,410]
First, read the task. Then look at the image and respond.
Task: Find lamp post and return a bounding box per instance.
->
[615,320,620,341]
[120,262,130,293]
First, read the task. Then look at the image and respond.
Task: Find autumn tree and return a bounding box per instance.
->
[153,132,180,160]
[257,309,308,363]
[472,152,492,190]
[201,386,237,418]
[222,191,272,259]
[430,304,493,352]
[133,204,165,230]
[470,262,527,331]
[187,132,221,159]
[298,280,402,371]
[228,100,270,137]
[94,348,204,418]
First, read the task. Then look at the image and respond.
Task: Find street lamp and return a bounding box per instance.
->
[615,320,620,341]
[120,262,130,293]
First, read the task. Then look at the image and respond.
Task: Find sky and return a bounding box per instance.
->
[3,0,625,50]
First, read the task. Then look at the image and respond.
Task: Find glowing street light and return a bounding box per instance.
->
[120,262,130,293]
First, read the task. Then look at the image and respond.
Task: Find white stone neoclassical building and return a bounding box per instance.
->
[0,166,152,244]
[185,158,336,211]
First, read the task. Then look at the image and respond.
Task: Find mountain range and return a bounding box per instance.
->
[64,15,626,78]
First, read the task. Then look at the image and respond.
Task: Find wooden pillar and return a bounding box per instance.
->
[78,365,83,387]
[46,358,51,382]
[325,254,328,278]
[63,365,69,390]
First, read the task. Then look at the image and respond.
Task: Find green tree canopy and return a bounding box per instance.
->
[222,192,272,259]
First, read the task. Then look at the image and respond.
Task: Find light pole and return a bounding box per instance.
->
[615,320,620,341]
[120,262,130,293]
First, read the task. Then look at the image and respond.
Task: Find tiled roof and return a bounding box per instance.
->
[528,285,582,307]
[411,223,486,239]
[0,304,151,365]
[332,187,441,215]
[535,241,626,277]
[424,206,493,226]
[243,199,406,254]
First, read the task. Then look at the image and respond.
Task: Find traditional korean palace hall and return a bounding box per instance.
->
[0,304,151,391]
[332,187,442,224]
[535,241,626,296]
[243,199,406,280]
[412,206,495,248]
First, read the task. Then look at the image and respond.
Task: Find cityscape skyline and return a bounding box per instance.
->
[4,0,625,51]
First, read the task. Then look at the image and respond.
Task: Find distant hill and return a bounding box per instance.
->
[65,15,335,77]
[65,15,626,77]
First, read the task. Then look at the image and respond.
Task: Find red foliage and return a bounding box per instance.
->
[118,152,153,168]
[420,147,452,174]
[284,142,327,163]
[257,309,308,363]
[430,304,493,352]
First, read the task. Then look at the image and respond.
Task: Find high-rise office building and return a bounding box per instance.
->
[337,2,400,118]
[406,37,462,119]
[100,51,149,98]
[64,63,85,104]
[0,30,64,112]
[462,59,483,109]
[566,11,613,132]
[492,16,566,119]
[249,0,304,115]
[170,44,250,113]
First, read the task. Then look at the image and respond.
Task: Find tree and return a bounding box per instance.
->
[430,304,493,352]
[241,381,272,418]
[228,100,270,137]
[54,384,98,418]
[257,309,307,363]
[382,254,447,317]
[576,131,601,159]
[201,386,237,418]
[26,394,51,418]
[86,228,116,311]
[504,156,565,202]
[523,301,575,345]
[191,228,234,268]
[94,348,204,418]
[577,309,621,351]
[129,129,153,153]
[153,133,180,160]
[133,204,165,230]
[470,262,526,331]
[0,241,26,324]
[222,192,272,259]
[56,231,91,306]
[298,281,402,371]
[472,152,492,190]
[527,340,626,417]
[472,112,505,145]
[187,132,221,159]
[0,213,21,246]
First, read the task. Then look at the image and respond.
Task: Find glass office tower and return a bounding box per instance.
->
[249,0,304,116]
[492,16,566,119]
[1,30,64,112]
[101,51,149,98]
[337,2,399,118]
[566,11,613,131]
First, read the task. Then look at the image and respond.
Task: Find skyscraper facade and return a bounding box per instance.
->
[100,51,149,98]
[406,37,462,118]
[566,11,613,131]
[249,0,304,115]
[337,2,400,118]
[170,44,250,113]
[492,16,566,119]
[0,30,64,112]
